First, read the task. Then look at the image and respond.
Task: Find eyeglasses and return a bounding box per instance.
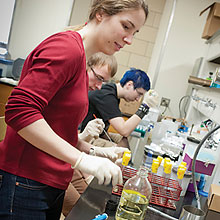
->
[135,88,144,97]
[90,66,105,83]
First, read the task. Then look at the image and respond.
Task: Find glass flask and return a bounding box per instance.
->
[115,166,152,220]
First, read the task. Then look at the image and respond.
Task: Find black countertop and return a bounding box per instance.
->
[65,178,207,220]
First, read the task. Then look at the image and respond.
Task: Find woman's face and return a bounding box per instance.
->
[87,64,111,90]
[95,8,146,55]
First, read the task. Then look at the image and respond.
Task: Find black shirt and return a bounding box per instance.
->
[81,83,122,135]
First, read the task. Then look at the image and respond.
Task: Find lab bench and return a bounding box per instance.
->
[65,177,208,220]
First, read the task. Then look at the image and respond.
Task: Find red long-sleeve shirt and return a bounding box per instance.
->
[0,31,88,190]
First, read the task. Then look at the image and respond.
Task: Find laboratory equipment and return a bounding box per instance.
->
[151,159,160,183]
[163,161,172,189]
[179,205,205,220]
[93,114,113,144]
[142,149,153,171]
[157,156,163,165]
[178,125,220,220]
[192,124,220,209]
[151,122,168,144]
[177,167,190,197]
[121,149,131,178]
[112,165,182,210]
[122,150,131,166]
[115,166,152,220]
[155,155,164,176]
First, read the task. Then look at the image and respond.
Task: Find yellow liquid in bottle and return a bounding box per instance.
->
[115,189,149,220]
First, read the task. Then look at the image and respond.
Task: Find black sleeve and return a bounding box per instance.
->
[81,84,122,132]
[95,94,122,121]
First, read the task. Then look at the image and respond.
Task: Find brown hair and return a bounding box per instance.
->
[65,0,148,32]
[87,52,117,77]
[64,24,85,32]
[89,0,148,21]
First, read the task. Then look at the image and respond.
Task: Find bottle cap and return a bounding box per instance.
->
[157,156,163,165]
[153,158,160,164]
[164,162,172,174]
[122,150,131,166]
[164,157,171,168]
[105,199,118,215]
[178,164,187,171]
[177,168,185,179]
[151,161,159,173]
[180,161,187,167]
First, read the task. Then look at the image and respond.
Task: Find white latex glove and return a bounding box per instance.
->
[73,152,123,186]
[92,146,129,162]
[79,119,104,141]
[115,158,123,168]
[142,89,159,108]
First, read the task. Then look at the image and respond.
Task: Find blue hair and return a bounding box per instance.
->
[120,68,150,91]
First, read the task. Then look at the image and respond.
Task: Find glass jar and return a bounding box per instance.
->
[115,166,152,220]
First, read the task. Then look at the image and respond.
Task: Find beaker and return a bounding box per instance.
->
[179,205,205,220]
[151,122,168,144]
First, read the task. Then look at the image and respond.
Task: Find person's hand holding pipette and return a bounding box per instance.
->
[90,146,129,162]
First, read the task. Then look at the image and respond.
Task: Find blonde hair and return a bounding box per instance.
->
[87,52,117,77]
[89,0,148,21]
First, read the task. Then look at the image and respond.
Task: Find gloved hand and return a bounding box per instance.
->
[73,152,123,186]
[78,119,105,141]
[91,146,129,162]
[115,158,123,168]
[142,90,159,108]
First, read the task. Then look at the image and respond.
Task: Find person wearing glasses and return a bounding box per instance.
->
[61,52,118,217]
[87,52,117,92]
[81,68,159,148]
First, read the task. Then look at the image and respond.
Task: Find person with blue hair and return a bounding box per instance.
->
[81,68,159,147]
[120,68,150,90]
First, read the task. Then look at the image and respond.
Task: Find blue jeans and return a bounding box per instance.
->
[0,169,65,220]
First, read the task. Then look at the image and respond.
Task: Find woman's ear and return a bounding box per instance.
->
[96,11,103,22]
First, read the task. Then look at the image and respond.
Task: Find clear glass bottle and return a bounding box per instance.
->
[115,166,152,220]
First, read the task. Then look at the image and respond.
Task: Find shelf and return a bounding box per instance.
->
[191,98,220,124]
[192,84,220,92]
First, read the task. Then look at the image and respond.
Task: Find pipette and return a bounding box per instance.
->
[93,114,114,144]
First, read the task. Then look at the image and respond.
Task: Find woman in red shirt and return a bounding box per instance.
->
[0,0,149,219]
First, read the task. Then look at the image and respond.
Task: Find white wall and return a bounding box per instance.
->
[0,0,15,44]
[8,0,74,59]
[149,0,217,118]
[6,0,218,119]
[69,0,91,25]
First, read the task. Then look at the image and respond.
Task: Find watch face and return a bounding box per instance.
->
[89,147,96,156]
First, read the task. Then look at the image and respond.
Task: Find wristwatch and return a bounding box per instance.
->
[89,147,96,156]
